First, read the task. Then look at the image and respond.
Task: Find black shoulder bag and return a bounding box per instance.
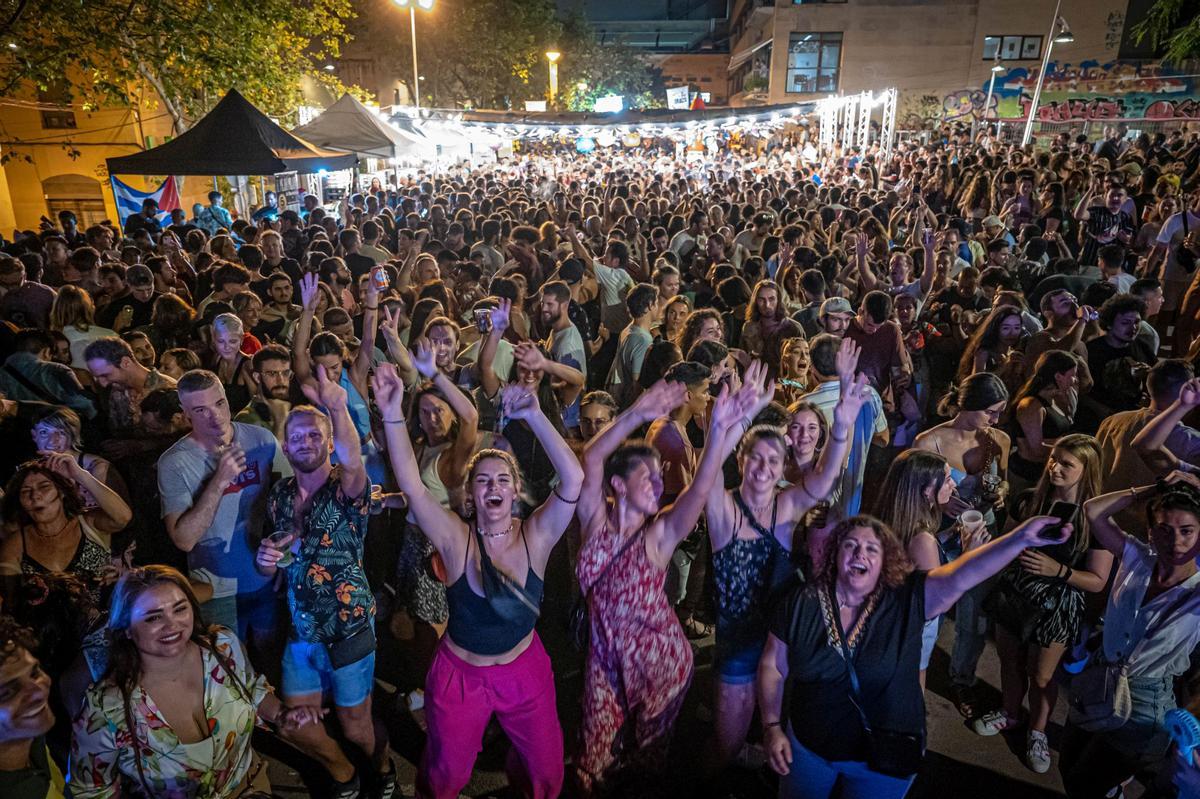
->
[568,528,643,652]
[1175,210,1198,274]
[829,586,925,779]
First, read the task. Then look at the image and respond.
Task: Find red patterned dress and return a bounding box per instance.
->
[575,523,693,796]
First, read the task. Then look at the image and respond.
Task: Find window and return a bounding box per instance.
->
[983,35,1042,61]
[37,83,76,129]
[793,0,847,4]
[786,32,841,94]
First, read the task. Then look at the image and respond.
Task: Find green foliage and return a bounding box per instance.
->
[348,0,662,110]
[1132,0,1200,65]
[0,0,356,131]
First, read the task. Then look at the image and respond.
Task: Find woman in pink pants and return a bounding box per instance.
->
[374,364,584,799]
[574,366,769,796]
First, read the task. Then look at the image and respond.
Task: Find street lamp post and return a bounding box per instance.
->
[979,56,1005,139]
[393,0,434,110]
[546,50,561,109]
[1021,0,1073,147]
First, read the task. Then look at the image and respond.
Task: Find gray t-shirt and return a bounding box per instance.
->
[549,323,587,427]
[606,324,654,409]
[158,422,278,599]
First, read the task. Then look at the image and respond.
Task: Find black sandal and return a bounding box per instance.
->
[951,683,978,719]
[682,615,714,640]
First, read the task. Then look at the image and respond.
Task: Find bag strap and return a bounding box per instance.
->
[828,584,875,736]
[3,363,60,404]
[586,524,645,600]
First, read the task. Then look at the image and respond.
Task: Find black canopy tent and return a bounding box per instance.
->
[106,89,357,176]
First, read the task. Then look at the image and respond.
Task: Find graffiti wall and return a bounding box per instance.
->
[899,60,1200,130]
[989,60,1198,122]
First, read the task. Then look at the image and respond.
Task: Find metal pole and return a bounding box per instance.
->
[548,61,558,108]
[1022,0,1062,147]
[409,6,420,110]
[981,69,997,139]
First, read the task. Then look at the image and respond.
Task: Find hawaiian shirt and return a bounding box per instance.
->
[70,630,268,799]
[268,466,373,644]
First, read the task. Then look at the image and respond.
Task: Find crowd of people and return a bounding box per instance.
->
[0,120,1199,799]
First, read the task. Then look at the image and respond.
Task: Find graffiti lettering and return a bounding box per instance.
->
[942,88,996,122]
[1105,12,1125,51]
[1019,95,1126,121]
[1145,99,1200,120]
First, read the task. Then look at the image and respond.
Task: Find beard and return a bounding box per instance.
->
[266,385,290,400]
[289,451,328,475]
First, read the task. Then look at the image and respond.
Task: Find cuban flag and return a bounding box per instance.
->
[110,175,181,225]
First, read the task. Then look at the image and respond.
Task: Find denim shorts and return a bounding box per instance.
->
[715,636,764,685]
[281,638,376,707]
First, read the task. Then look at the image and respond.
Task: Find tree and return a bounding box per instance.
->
[557,13,664,112]
[0,0,355,132]
[1132,0,1200,65]
[346,0,661,110]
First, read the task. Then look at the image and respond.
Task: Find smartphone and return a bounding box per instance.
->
[1042,500,1078,538]
[474,308,492,334]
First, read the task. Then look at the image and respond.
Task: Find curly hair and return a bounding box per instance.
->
[2,461,84,528]
[817,515,914,592]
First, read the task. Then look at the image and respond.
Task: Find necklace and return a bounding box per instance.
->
[479,521,514,539]
[835,592,864,610]
[31,517,74,540]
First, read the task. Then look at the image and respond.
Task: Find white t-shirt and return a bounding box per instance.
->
[1154,211,1200,285]
[1104,535,1200,678]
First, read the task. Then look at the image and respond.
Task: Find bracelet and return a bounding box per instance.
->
[1064,567,1074,583]
[553,486,581,504]
[763,720,782,729]
[830,432,849,444]
[382,418,406,424]
[365,305,379,311]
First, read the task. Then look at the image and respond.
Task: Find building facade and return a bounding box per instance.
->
[727,0,1193,135]
[0,88,214,232]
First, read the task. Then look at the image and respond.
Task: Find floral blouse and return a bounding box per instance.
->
[69,629,269,799]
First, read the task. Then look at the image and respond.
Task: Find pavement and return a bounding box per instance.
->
[257,538,1150,799]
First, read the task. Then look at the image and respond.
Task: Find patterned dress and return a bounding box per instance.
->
[70,629,269,799]
[575,523,693,796]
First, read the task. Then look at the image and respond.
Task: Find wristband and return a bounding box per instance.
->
[382,418,406,424]
[763,720,782,729]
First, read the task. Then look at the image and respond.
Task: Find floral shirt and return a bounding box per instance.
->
[69,629,269,799]
[268,466,373,644]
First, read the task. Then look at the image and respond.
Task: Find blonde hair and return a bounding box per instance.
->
[50,285,95,331]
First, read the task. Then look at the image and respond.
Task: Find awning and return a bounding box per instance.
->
[728,38,772,72]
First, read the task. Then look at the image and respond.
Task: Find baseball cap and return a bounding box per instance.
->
[126,264,154,287]
[820,297,853,317]
[982,215,1004,228]
[1117,162,1143,178]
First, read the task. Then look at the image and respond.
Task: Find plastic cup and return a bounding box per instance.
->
[267,531,295,568]
[959,509,985,532]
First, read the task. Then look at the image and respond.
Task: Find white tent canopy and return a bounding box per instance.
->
[293,93,423,161]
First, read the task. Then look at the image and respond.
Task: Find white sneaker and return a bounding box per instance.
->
[972,709,1019,736]
[1027,730,1051,774]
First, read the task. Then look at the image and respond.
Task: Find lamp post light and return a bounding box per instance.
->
[1021,0,1073,147]
[979,56,1005,138]
[393,0,434,110]
[546,50,561,109]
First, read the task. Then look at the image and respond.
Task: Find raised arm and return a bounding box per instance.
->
[514,341,584,406]
[351,272,381,385]
[1132,378,1200,472]
[652,379,754,560]
[925,515,1071,618]
[577,380,688,532]
[303,364,367,498]
[918,227,937,298]
[43,453,132,534]
[378,305,418,385]
[412,339,479,485]
[783,371,869,519]
[504,386,585,549]
[372,364,467,558]
[477,299,511,398]
[853,232,881,292]
[293,272,319,387]
[1083,479,1172,556]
